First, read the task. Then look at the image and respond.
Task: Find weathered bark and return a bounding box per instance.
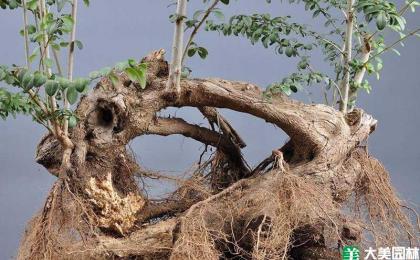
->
[18,51,416,260]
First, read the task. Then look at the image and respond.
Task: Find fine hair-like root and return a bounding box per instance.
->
[350,150,419,247]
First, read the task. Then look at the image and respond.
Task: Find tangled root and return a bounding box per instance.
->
[18,180,93,260]
[351,150,419,247]
[17,150,419,259]
[171,173,342,260]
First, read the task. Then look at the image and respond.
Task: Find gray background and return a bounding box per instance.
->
[0,1,419,258]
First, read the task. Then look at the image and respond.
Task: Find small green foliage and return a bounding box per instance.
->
[0,0,95,134]
[206,14,315,58]
[356,0,406,31]
[66,86,78,104]
[21,72,34,90]
[74,78,89,92]
[376,11,387,30]
[186,42,209,59]
[108,72,120,86]
[0,88,33,119]
[33,72,47,88]
[201,0,418,106]
[181,66,192,79]
[45,80,59,96]
[68,114,77,128]
[89,59,148,89]
[125,63,147,89]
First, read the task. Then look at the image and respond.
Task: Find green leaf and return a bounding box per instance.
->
[33,73,47,88]
[60,42,70,47]
[61,15,74,32]
[187,47,197,57]
[83,0,90,6]
[68,115,77,128]
[57,77,72,89]
[138,73,146,89]
[128,59,137,67]
[0,69,6,81]
[220,0,229,5]
[26,25,36,34]
[138,62,147,71]
[285,46,294,57]
[281,85,292,95]
[22,73,34,90]
[75,40,83,50]
[197,47,208,59]
[125,67,140,82]
[8,0,18,9]
[45,80,59,96]
[51,43,60,51]
[212,9,225,20]
[376,12,387,30]
[181,66,192,79]
[18,69,29,82]
[27,0,38,11]
[125,67,146,89]
[109,72,120,87]
[66,86,78,104]
[74,78,89,92]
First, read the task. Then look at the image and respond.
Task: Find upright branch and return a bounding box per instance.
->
[39,0,74,170]
[64,0,78,136]
[349,34,371,110]
[22,0,31,69]
[339,0,355,113]
[167,0,187,93]
[22,0,51,128]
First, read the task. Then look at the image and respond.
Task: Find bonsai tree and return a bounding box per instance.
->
[0,0,419,259]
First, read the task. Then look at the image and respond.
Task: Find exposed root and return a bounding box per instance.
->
[350,150,419,247]
[171,173,342,259]
[18,180,93,260]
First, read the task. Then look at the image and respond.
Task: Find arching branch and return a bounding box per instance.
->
[147,117,249,177]
[147,117,235,153]
[198,106,246,148]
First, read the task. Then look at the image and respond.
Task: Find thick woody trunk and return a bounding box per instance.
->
[17,51,416,260]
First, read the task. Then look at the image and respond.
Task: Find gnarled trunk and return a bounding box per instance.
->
[18,51,417,260]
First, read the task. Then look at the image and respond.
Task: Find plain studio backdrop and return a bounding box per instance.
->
[0,1,419,258]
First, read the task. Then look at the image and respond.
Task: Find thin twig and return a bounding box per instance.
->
[52,48,63,76]
[366,27,420,64]
[181,0,220,64]
[368,0,416,42]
